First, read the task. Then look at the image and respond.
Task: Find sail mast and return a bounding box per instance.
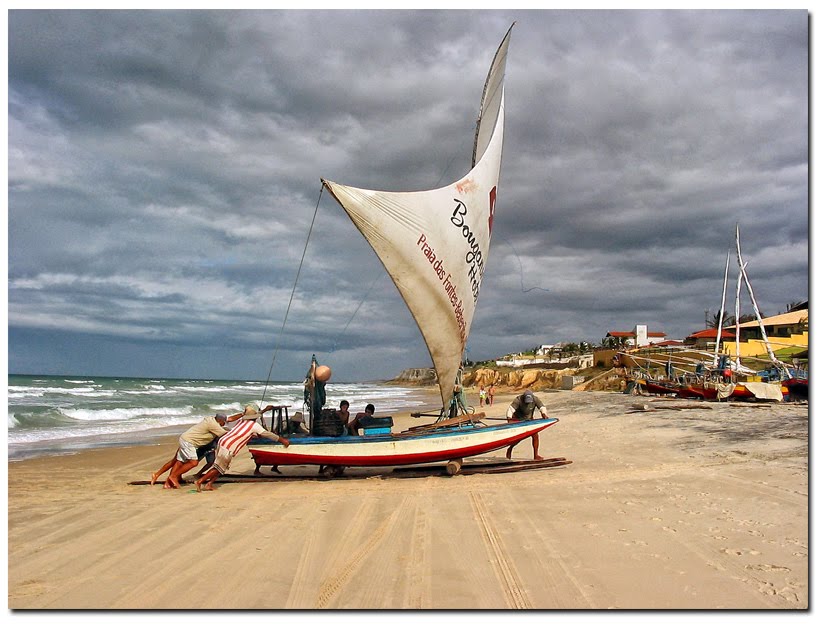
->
[713,251,730,366]
[734,224,791,379]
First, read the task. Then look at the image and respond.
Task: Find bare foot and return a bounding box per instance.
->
[164,477,179,489]
[195,479,203,492]
[150,472,159,486]
[203,483,215,491]
[534,455,544,461]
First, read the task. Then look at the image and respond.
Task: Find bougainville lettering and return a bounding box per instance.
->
[450,199,486,300]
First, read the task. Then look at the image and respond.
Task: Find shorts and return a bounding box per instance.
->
[197,439,218,460]
[212,446,235,474]
[176,438,198,462]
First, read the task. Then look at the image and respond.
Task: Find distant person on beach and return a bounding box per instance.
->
[488,384,496,406]
[479,385,487,406]
[196,404,290,492]
[347,403,375,436]
[151,412,241,488]
[505,390,548,461]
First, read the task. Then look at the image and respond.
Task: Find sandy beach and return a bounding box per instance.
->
[7,389,808,610]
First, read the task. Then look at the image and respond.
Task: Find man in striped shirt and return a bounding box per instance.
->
[195,404,290,491]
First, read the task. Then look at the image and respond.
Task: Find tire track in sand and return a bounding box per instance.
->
[285,501,372,609]
[404,500,432,608]
[315,496,410,608]
[470,490,531,609]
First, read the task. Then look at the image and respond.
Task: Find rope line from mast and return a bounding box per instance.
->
[498,235,549,294]
[324,272,386,356]
[260,185,324,403]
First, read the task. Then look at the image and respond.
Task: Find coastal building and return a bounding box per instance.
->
[720,308,809,358]
[604,324,667,348]
[684,328,736,350]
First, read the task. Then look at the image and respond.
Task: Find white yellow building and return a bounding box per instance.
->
[720,309,808,358]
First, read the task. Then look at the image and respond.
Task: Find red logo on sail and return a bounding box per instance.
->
[488,186,497,234]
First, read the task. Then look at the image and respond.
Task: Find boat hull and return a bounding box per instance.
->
[677,384,719,400]
[248,418,558,467]
[782,378,808,401]
[636,379,680,396]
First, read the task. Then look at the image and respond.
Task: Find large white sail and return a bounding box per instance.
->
[323,25,513,409]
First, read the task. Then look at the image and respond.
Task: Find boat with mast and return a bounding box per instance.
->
[247,24,561,476]
[625,224,796,402]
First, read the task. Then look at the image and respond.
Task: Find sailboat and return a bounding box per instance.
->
[247,25,559,476]
[674,225,787,402]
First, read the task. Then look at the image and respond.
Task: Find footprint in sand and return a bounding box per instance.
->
[778,586,801,604]
[745,563,790,573]
[719,548,760,556]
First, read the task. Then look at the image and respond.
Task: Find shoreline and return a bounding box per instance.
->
[8,390,808,609]
[7,382,442,462]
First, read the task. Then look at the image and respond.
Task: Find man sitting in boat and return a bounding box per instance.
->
[337,400,351,432]
[505,390,548,461]
[280,411,310,436]
[347,403,375,436]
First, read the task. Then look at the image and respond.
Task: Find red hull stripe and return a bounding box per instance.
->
[248,420,556,467]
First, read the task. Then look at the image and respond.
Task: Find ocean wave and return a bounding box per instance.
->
[7,375,434,457]
[172,384,267,394]
[208,402,244,412]
[8,414,199,446]
[8,385,114,398]
[59,406,194,422]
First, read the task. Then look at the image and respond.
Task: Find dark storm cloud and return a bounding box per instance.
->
[8,9,808,381]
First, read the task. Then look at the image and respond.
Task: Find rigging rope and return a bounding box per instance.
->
[260,185,324,404]
[499,236,549,294]
[324,272,386,356]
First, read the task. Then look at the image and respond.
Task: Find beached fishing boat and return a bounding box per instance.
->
[247,24,559,476]
[782,375,808,401]
[625,225,796,404]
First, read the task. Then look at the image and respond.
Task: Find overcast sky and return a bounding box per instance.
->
[7,9,809,382]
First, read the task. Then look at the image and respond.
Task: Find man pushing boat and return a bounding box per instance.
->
[505,390,549,461]
[195,404,290,492]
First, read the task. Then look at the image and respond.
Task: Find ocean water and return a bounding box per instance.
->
[7,374,433,461]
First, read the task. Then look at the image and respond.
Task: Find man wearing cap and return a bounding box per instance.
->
[505,390,548,460]
[195,404,290,492]
[153,411,243,489]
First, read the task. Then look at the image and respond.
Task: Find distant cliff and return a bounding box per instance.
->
[389,368,438,385]
[390,366,625,392]
[463,367,625,392]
